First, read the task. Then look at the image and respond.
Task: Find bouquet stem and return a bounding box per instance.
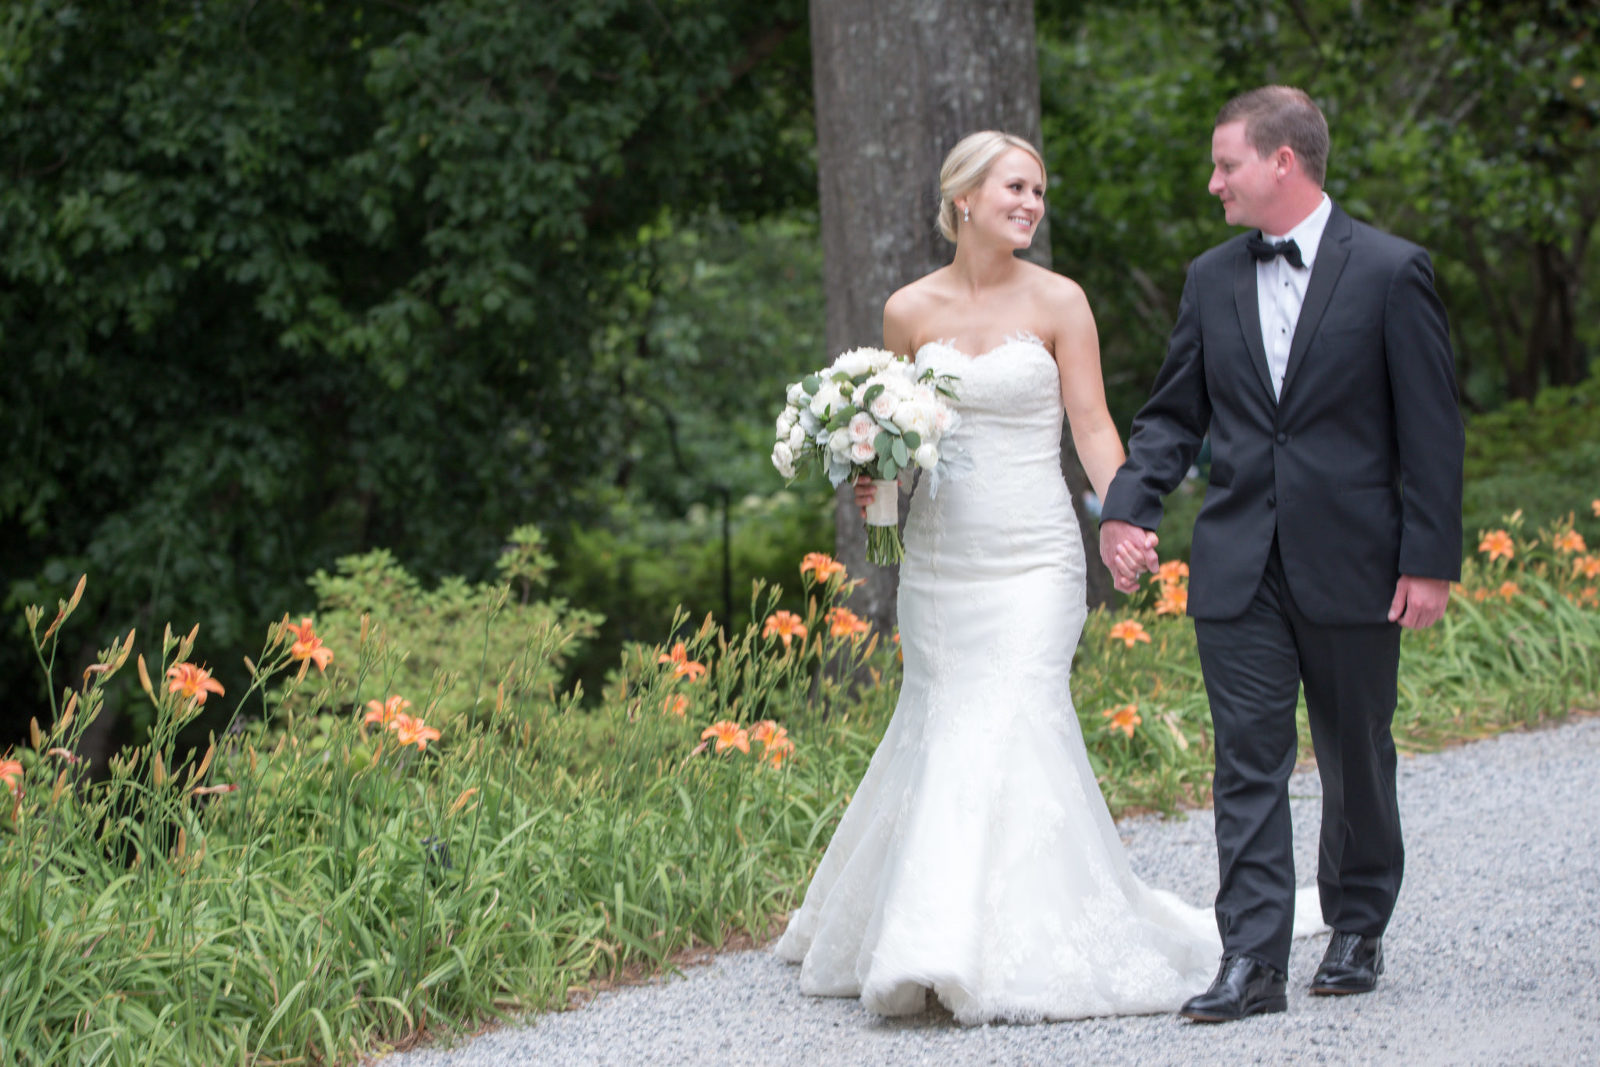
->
[866,525,904,566]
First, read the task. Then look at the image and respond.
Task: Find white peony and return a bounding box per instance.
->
[771,441,796,479]
[914,442,939,470]
[848,411,877,443]
[850,439,877,464]
[830,348,877,378]
[869,390,898,420]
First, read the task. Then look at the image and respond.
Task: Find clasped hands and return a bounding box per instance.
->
[1098,520,1159,595]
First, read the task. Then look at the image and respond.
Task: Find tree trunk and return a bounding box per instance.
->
[810,0,1108,633]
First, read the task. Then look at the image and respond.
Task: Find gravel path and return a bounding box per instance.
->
[383,717,1600,1066]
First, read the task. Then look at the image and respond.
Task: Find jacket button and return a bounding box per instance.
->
[1275,431,1288,444]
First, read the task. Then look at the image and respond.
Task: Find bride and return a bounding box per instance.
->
[773,131,1317,1023]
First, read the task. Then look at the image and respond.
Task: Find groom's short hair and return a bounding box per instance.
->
[1216,86,1329,186]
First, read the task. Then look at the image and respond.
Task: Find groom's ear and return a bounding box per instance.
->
[1273,145,1297,180]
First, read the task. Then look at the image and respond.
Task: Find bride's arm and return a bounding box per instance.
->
[1051,279,1125,503]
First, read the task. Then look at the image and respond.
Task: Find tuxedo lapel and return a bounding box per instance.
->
[1281,206,1353,399]
[1232,248,1276,402]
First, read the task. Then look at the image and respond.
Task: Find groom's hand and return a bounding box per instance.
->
[1099,520,1160,595]
[1388,574,1450,629]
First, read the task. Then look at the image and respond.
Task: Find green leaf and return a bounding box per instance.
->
[891,438,909,466]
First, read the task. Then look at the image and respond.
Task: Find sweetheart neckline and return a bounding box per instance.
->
[914,335,1053,361]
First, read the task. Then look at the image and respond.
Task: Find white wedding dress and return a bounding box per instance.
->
[774,336,1320,1023]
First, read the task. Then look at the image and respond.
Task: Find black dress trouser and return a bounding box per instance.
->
[1193,538,1404,971]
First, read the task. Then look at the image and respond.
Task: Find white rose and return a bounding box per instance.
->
[799,408,820,434]
[786,382,808,405]
[848,411,877,443]
[787,423,805,450]
[809,382,842,418]
[869,391,898,420]
[850,439,877,464]
[776,408,797,436]
[771,441,796,478]
[914,442,939,470]
[933,404,954,432]
[829,430,853,456]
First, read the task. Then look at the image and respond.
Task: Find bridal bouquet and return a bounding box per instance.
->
[771,347,967,565]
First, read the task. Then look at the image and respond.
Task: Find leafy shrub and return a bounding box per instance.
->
[283,526,602,731]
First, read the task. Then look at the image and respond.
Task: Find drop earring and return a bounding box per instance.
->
[963,206,970,222]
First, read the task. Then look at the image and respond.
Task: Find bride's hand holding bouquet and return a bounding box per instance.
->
[771,347,967,565]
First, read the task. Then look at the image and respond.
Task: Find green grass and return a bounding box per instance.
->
[2,501,1597,1065]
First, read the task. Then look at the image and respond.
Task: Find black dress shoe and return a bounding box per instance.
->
[1310,932,1383,995]
[1179,956,1288,1022]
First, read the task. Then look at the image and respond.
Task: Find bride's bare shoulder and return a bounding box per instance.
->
[885,271,951,317]
[1021,261,1088,307]
[884,270,953,350]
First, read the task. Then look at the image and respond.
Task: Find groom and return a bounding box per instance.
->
[1099,86,1464,1022]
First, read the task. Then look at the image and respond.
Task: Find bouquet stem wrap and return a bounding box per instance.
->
[864,479,903,565]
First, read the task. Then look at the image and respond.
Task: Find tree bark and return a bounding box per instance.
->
[810,0,1108,633]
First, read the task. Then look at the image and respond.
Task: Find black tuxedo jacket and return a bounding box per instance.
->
[1102,202,1464,625]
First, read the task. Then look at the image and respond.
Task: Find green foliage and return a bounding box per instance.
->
[0,0,813,745]
[1460,376,1600,541]
[5,494,1597,1063]
[0,557,888,1064]
[550,488,832,695]
[285,527,602,731]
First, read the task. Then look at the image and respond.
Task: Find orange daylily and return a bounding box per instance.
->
[391,713,441,751]
[700,720,750,754]
[166,662,225,705]
[1495,581,1520,601]
[191,783,239,797]
[1102,703,1142,739]
[1153,560,1190,586]
[800,552,848,583]
[662,694,689,718]
[1592,500,1600,518]
[657,643,707,682]
[762,611,807,648]
[1108,620,1152,648]
[1577,586,1599,608]
[363,694,412,728]
[1573,556,1600,581]
[825,606,871,639]
[1155,584,1189,616]
[1553,530,1587,555]
[283,617,334,672]
[1478,529,1515,562]
[1,756,22,796]
[761,731,796,769]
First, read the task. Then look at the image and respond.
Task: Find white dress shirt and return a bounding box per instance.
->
[1257,193,1332,399]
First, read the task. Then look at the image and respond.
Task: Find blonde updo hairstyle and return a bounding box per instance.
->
[937,130,1047,243]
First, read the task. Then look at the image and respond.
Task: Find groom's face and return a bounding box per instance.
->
[1209,121,1278,230]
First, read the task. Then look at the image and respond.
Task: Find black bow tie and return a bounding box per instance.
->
[1247,235,1304,268]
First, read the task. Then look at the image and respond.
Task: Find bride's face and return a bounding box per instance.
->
[960,148,1045,250]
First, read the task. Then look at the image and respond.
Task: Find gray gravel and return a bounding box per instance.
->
[382,717,1600,1066]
